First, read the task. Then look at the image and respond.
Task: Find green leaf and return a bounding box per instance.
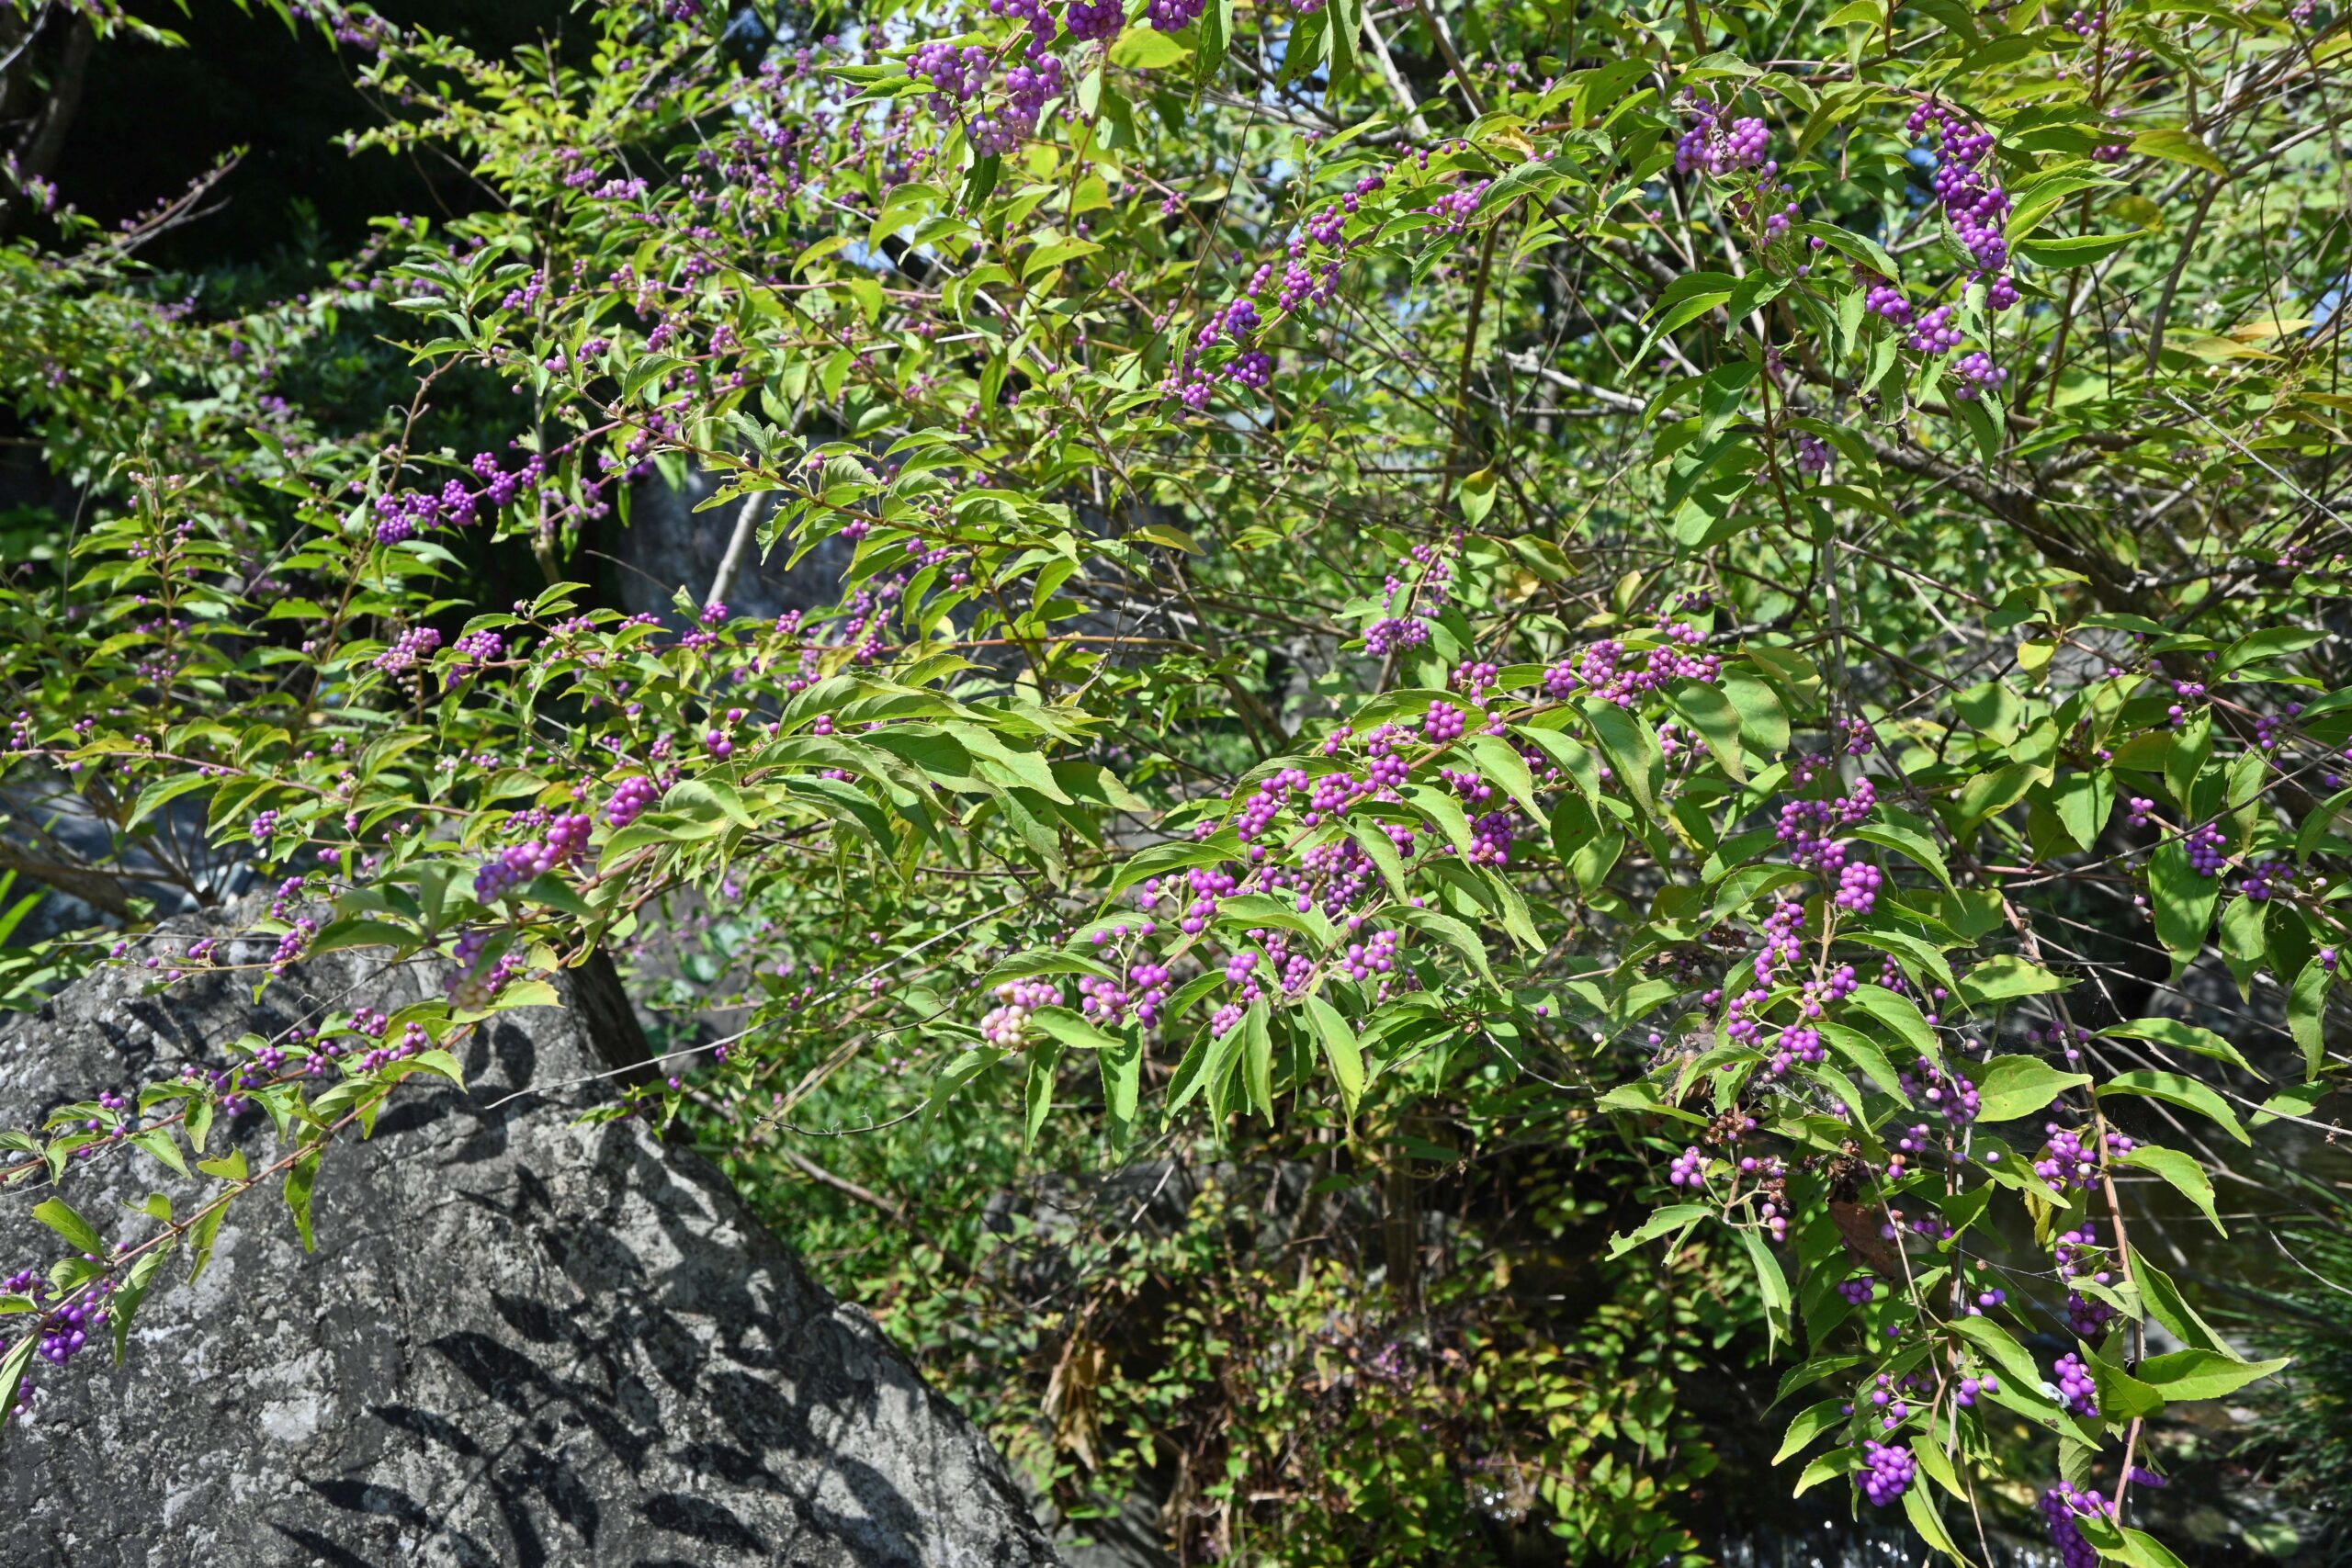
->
[109,1243,175,1365]
[2218,626,2325,674]
[2144,1344,2286,1401]
[1457,468,1498,527]
[311,918,419,956]
[2089,1345,2166,1421]
[2117,1145,2224,1235]
[1460,733,1548,819]
[1773,1398,1847,1464]
[1816,1021,1907,1100]
[477,977,560,1017]
[2135,1348,2289,1402]
[2216,895,2267,998]
[1792,1447,1860,1496]
[1957,954,2066,1004]
[1108,25,1191,69]
[1740,1225,1792,1350]
[1349,822,1411,897]
[1641,289,1735,360]
[1844,928,1960,996]
[1240,1001,1274,1120]
[1213,891,1337,949]
[1723,671,1790,755]
[127,771,217,833]
[1517,725,1606,807]
[2119,1528,2195,1568]
[1395,906,1498,987]
[392,1048,468,1089]
[1029,1006,1122,1051]
[2049,769,2114,852]
[187,1203,230,1285]
[664,777,758,829]
[2098,1070,2250,1145]
[1666,681,1747,781]
[284,1148,322,1253]
[2288,959,2330,1080]
[2100,1016,2261,1079]
[2253,1081,2328,1129]
[1578,698,1664,818]
[2136,1258,2231,1353]
[1843,984,1942,1067]
[2132,127,2227,175]
[0,1330,36,1442]
[1852,811,1955,893]
[1949,1315,2056,1399]
[32,1197,105,1257]
[2150,840,2222,975]
[1023,1042,1061,1150]
[1972,1055,2091,1122]
[1956,761,2037,829]
[1194,0,1231,84]
[2016,230,2144,267]
[1901,1485,1966,1560]
[1909,1431,1966,1501]
[1302,994,1366,1115]
[130,1127,191,1179]
[1605,1202,1710,1259]
[1099,1033,1141,1151]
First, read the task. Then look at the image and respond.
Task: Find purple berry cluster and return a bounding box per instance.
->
[1774,775,1876,882]
[2052,1351,2099,1417]
[1858,1439,1916,1506]
[1899,1055,1979,1124]
[1793,432,1831,478]
[446,929,529,1009]
[1066,0,1122,40]
[980,977,1062,1046]
[2042,1482,2111,1568]
[1544,618,1720,707]
[1905,99,2016,298]
[474,812,591,901]
[373,626,443,676]
[1674,97,1771,178]
[2184,821,2230,875]
[2035,1122,2132,1190]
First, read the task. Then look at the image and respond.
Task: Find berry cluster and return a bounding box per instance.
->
[1544,619,1720,707]
[474,813,592,901]
[2041,1482,2112,1568]
[980,977,1062,1047]
[606,775,661,827]
[2052,1351,2100,1417]
[1858,1439,1916,1506]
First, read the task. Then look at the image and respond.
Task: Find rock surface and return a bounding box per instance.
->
[0,929,1059,1568]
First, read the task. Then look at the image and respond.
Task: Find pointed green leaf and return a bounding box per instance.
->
[32,1198,105,1257]
[2117,1145,2224,1235]
[1302,993,1366,1114]
[2135,1348,2289,1402]
[2098,1070,2249,1145]
[2100,1017,2261,1079]
[1605,1202,1709,1259]
[1972,1055,2091,1122]
[284,1149,322,1253]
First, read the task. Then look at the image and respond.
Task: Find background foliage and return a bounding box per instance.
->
[2,0,2351,1562]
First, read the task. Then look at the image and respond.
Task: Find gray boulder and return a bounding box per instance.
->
[0,925,1059,1568]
